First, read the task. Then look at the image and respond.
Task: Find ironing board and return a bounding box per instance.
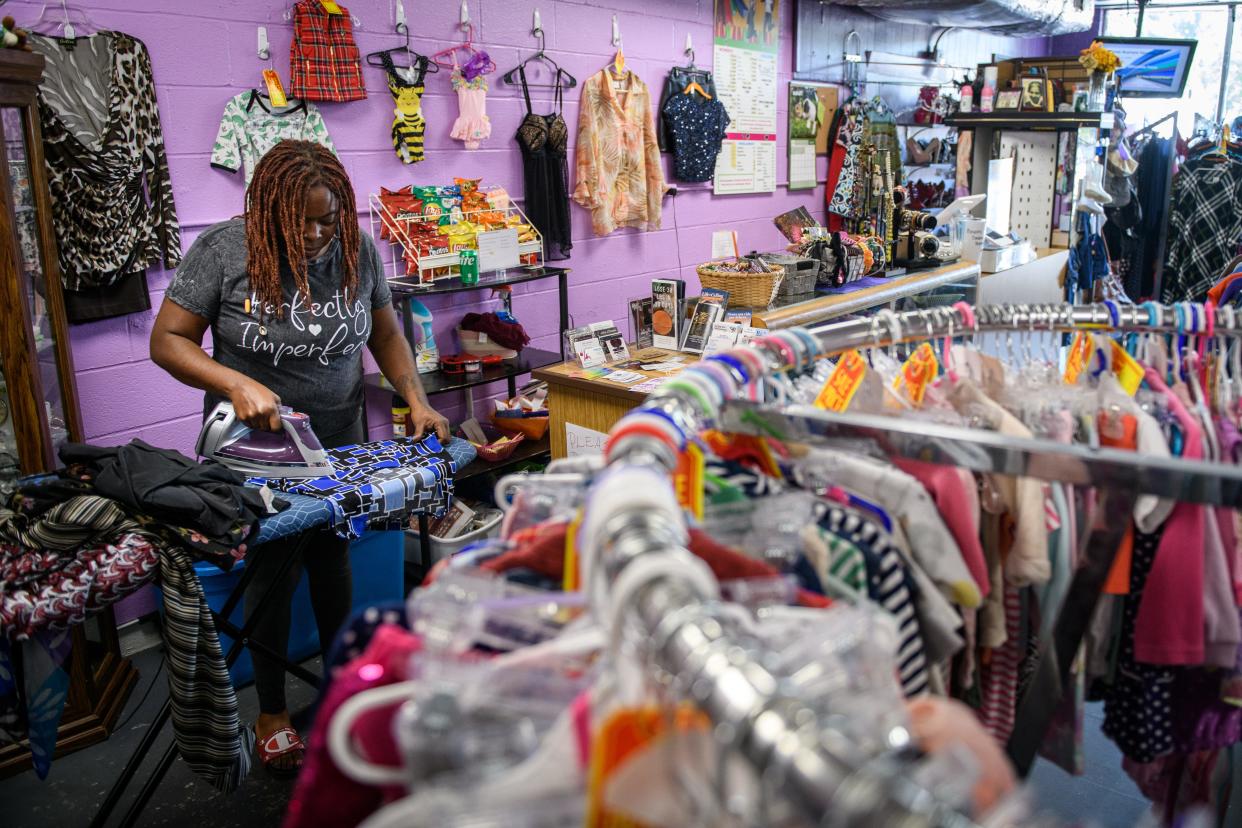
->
[88,436,477,828]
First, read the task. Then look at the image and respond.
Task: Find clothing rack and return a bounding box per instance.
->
[584,302,1242,826]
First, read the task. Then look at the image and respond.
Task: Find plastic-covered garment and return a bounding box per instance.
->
[657,67,719,151]
[450,66,490,150]
[284,624,422,828]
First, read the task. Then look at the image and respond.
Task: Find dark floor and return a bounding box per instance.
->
[1,649,1154,828]
[1,645,317,828]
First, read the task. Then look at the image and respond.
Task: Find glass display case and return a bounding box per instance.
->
[749,259,981,331]
[0,49,134,778]
[0,55,80,491]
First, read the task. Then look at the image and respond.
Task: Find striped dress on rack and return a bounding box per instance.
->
[977,584,1023,743]
[820,506,930,697]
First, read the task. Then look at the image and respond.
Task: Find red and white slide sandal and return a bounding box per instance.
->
[256,726,305,778]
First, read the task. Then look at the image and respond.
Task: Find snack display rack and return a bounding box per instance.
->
[368,187,544,285]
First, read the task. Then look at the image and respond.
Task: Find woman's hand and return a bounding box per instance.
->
[229,377,283,432]
[408,403,450,442]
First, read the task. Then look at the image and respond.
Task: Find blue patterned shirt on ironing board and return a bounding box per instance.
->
[251,435,469,539]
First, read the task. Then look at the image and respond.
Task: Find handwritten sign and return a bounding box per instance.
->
[565,423,607,458]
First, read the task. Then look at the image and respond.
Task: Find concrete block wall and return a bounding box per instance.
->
[8,0,833,456]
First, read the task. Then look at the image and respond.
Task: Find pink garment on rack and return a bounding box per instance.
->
[893,457,989,598]
[1134,368,1206,666]
[284,625,421,828]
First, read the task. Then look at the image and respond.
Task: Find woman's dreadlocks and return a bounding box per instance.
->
[244,140,358,318]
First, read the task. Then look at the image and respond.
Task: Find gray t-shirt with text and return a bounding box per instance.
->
[166,218,392,439]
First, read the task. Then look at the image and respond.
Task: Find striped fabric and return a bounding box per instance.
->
[823,532,867,593]
[158,540,253,791]
[977,584,1022,742]
[0,491,250,791]
[820,507,930,697]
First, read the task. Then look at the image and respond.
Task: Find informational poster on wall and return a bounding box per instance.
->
[713,0,780,195]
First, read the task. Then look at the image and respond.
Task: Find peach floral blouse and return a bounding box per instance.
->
[572,68,666,236]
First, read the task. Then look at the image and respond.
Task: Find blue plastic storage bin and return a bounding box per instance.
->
[185,530,405,687]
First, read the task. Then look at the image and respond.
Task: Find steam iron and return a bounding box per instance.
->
[197,402,334,479]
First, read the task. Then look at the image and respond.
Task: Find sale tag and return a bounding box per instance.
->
[562,512,582,592]
[893,342,939,405]
[813,350,867,412]
[587,706,710,827]
[1063,333,1095,385]
[1110,339,1144,395]
[319,0,343,13]
[672,443,705,520]
[262,69,288,107]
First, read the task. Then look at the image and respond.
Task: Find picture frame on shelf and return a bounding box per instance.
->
[995,90,1022,110]
[1020,75,1048,111]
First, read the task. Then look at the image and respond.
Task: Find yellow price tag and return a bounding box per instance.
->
[562,512,582,592]
[1063,332,1095,385]
[673,443,705,520]
[262,69,288,107]
[893,342,939,405]
[1110,340,1144,396]
[319,0,343,13]
[814,349,867,412]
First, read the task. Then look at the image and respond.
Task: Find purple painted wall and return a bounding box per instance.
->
[1048,8,1104,57]
[9,0,833,458]
[8,1,1052,626]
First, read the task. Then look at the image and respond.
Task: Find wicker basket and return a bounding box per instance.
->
[697,262,784,307]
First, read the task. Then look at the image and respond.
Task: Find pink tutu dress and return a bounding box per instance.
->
[449,54,491,150]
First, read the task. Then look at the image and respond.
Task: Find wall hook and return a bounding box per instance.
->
[611,14,621,48]
[257,26,270,61]
[460,0,470,30]
[395,0,407,35]
[684,32,694,66]
[533,8,544,52]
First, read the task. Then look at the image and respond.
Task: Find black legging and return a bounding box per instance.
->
[246,417,363,715]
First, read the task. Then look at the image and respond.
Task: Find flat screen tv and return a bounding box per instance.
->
[1098,37,1197,98]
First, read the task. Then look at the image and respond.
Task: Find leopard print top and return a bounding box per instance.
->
[30,32,181,292]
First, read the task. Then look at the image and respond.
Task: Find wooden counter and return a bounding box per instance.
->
[532,348,686,459]
[751,259,980,330]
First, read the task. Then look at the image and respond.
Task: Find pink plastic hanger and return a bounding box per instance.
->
[432,21,484,70]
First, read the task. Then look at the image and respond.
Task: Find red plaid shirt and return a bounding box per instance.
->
[289,0,367,102]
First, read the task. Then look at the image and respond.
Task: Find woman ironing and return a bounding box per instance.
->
[151,140,448,775]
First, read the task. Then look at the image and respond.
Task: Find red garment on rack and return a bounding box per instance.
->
[1134,368,1206,666]
[1099,413,1138,595]
[469,522,831,609]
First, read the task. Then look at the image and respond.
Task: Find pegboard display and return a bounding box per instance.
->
[998,133,1058,248]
